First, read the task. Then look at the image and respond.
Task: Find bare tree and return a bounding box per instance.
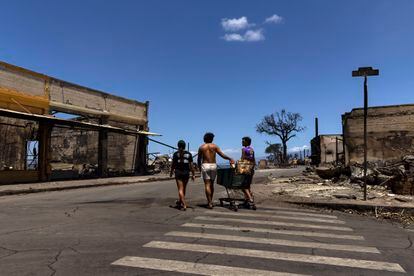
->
[256,109,305,163]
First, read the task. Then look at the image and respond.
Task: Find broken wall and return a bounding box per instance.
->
[0,60,149,126]
[311,135,343,166]
[0,116,38,170]
[343,104,414,165]
[50,119,139,178]
[0,61,150,183]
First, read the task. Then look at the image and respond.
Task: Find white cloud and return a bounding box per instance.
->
[223,33,245,42]
[265,14,283,24]
[222,29,265,42]
[288,145,310,153]
[244,29,265,41]
[221,16,252,31]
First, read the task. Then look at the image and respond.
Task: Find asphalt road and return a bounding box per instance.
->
[0,167,413,275]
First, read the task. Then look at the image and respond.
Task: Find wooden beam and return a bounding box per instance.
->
[38,121,52,182]
[98,117,109,177]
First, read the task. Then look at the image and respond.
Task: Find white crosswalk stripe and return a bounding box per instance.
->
[205,210,345,224]
[144,241,405,273]
[112,206,407,274]
[195,216,354,231]
[257,206,337,217]
[165,231,380,253]
[182,222,365,240]
[112,256,310,276]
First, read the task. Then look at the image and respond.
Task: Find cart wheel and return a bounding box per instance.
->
[220,200,224,207]
[251,204,257,211]
[234,205,238,212]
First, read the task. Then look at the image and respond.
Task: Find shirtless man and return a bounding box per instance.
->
[198,132,234,209]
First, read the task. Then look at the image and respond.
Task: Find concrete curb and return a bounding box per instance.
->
[286,200,414,214]
[0,176,174,197]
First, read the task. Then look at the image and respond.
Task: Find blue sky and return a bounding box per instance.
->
[1,1,414,160]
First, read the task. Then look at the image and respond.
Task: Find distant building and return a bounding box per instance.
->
[311,135,343,166]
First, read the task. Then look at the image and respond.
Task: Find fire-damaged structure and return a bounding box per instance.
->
[311,135,344,167]
[310,118,344,167]
[341,104,414,195]
[0,61,155,184]
[342,104,414,165]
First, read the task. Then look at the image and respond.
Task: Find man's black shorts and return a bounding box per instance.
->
[175,170,190,181]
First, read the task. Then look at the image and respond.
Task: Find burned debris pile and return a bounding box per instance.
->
[348,155,414,196]
[265,161,413,203]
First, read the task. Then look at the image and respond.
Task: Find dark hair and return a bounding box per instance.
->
[203,132,215,143]
[177,140,186,149]
[242,136,252,146]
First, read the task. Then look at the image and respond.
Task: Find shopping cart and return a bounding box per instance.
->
[216,166,250,211]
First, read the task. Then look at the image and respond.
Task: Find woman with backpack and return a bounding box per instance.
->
[170,140,195,211]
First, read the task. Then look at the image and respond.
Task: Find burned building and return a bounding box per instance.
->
[342,104,414,195]
[311,135,344,166]
[342,104,414,165]
[0,61,154,184]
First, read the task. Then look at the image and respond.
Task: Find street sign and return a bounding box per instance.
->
[352,67,379,77]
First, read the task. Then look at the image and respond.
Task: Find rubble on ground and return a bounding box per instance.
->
[266,165,413,203]
[310,155,414,196]
[147,154,171,174]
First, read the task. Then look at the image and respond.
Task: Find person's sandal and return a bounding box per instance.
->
[249,200,257,210]
[207,203,214,209]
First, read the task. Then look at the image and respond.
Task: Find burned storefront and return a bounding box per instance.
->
[0,61,154,184]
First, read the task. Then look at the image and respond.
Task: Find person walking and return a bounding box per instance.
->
[198,132,234,209]
[240,136,256,210]
[170,140,195,211]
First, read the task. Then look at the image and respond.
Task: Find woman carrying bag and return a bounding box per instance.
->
[238,136,256,210]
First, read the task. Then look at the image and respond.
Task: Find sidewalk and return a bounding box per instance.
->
[0,174,173,197]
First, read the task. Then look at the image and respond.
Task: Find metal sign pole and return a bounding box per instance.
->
[352,67,379,201]
[363,75,368,201]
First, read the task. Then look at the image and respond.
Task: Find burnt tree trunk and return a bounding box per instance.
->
[282,141,287,164]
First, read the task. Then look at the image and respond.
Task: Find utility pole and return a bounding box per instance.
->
[352,67,379,201]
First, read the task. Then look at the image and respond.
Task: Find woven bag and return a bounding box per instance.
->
[236,160,254,175]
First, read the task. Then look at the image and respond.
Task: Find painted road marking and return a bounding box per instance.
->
[112,256,309,276]
[165,231,380,254]
[195,216,353,232]
[182,223,365,240]
[257,209,338,219]
[144,241,405,273]
[206,210,345,224]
